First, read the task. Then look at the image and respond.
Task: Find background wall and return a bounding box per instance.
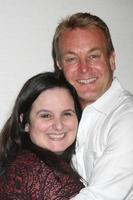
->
[0,0,133,129]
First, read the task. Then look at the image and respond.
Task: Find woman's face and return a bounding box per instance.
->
[25,87,78,154]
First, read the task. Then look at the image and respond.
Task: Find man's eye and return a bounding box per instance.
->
[65,57,77,64]
[89,54,100,59]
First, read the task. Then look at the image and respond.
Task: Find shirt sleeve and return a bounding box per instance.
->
[71,112,133,200]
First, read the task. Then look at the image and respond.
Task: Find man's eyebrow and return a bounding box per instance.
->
[62,51,77,56]
[63,48,101,55]
[88,48,102,53]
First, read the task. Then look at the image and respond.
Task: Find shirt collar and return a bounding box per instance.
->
[83,77,124,115]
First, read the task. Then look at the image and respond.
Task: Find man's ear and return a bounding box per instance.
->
[56,60,62,70]
[110,51,116,71]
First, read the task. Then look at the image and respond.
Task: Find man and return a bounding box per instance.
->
[52,12,133,199]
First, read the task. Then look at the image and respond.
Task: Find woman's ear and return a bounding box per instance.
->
[24,123,30,132]
[19,113,23,123]
[19,113,30,133]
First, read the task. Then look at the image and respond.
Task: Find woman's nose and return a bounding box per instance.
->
[52,117,64,131]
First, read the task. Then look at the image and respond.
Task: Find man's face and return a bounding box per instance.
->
[57,26,115,108]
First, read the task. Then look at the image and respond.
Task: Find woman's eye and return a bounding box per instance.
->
[64,112,71,116]
[64,112,73,117]
[40,113,51,119]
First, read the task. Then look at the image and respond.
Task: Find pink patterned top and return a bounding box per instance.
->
[0,150,84,200]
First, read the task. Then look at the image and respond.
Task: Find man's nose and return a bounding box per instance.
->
[79,60,91,73]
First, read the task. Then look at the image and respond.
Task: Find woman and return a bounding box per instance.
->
[0,72,84,199]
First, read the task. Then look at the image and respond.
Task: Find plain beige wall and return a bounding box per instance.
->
[0,0,133,129]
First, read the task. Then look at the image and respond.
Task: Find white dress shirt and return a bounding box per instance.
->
[71,78,133,200]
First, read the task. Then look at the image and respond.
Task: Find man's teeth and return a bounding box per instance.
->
[78,77,97,84]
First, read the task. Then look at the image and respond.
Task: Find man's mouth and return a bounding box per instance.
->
[77,77,97,84]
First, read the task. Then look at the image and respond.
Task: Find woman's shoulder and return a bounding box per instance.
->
[13,150,41,166]
[11,150,51,173]
[0,150,56,198]
[0,150,84,199]
[0,150,52,188]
